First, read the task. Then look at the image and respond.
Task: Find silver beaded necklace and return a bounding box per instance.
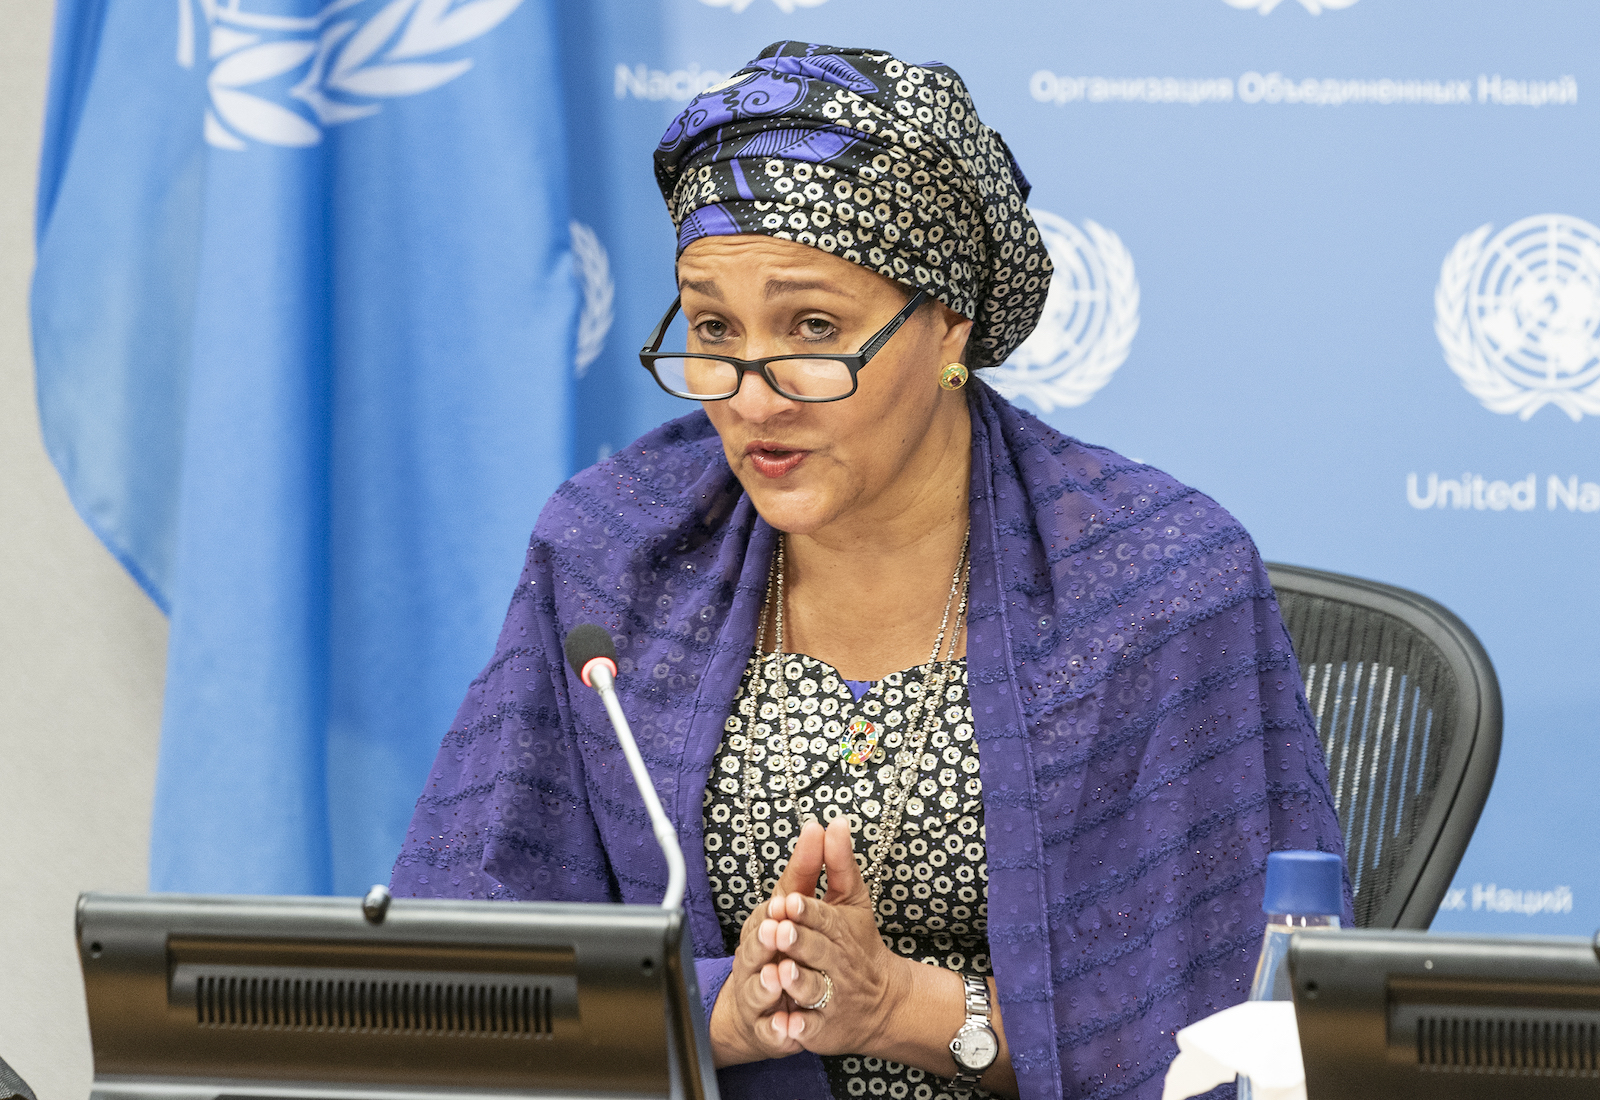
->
[741,530,972,915]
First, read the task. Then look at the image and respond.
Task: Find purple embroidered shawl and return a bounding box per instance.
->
[391,382,1347,1100]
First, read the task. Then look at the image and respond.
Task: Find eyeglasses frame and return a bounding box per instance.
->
[639,288,932,403]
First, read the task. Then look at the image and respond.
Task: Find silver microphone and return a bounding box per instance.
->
[563,624,687,911]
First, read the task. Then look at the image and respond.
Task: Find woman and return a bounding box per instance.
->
[392,42,1346,1100]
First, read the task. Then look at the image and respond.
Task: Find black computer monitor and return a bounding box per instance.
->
[1289,927,1600,1099]
[77,890,719,1100]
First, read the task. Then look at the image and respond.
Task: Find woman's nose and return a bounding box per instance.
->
[724,369,794,423]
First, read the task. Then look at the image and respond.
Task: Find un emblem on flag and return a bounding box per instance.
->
[988,211,1139,413]
[179,0,525,148]
[1435,214,1600,422]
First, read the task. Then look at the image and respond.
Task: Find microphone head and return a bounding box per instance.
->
[563,623,619,688]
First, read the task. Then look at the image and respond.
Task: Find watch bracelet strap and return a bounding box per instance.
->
[962,973,990,1020]
[948,974,992,1090]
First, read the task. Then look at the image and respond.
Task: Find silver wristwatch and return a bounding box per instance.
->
[948,974,999,1091]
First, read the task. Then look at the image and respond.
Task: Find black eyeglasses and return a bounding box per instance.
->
[639,289,930,403]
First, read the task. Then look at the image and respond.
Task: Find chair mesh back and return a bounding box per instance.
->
[1275,591,1459,928]
[0,1058,36,1100]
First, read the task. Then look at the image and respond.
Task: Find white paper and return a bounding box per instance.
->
[1160,1000,1305,1100]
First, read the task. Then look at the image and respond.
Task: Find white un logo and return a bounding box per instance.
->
[988,210,1139,413]
[1435,214,1600,422]
[179,0,525,149]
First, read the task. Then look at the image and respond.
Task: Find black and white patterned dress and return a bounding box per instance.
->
[703,650,993,1100]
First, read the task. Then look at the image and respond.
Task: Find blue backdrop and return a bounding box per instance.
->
[33,0,1598,932]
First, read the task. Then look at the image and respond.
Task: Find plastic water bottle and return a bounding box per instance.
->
[1237,850,1343,1100]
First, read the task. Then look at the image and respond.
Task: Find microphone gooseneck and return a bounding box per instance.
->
[563,624,687,912]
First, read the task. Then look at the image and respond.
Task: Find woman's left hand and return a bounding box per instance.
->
[760,814,1020,1097]
[756,816,916,1056]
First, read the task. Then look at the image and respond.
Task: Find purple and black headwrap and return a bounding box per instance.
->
[654,41,1053,369]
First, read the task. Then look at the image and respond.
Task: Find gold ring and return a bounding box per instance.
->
[802,969,834,1012]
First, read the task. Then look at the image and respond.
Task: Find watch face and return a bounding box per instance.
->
[953,1025,999,1070]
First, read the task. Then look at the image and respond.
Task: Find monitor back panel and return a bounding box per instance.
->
[79,893,711,1100]
[1291,928,1600,1100]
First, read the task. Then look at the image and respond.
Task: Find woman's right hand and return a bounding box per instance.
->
[708,824,828,1067]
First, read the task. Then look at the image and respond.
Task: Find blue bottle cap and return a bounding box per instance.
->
[1262,850,1343,916]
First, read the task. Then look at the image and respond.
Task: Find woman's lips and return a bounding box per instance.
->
[745,442,809,479]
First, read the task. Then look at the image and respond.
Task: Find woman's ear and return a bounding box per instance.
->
[935,302,975,368]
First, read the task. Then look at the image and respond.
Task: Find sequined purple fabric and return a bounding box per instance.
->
[391,381,1348,1100]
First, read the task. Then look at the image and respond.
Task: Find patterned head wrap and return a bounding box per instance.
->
[654,42,1052,369]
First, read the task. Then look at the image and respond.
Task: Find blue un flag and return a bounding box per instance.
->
[32,0,589,893]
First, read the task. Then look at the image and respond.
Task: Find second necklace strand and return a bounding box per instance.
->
[743,529,973,915]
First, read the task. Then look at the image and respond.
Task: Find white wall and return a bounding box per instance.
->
[0,0,169,1093]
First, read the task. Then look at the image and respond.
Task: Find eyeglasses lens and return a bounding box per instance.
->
[652,356,739,397]
[652,356,854,400]
[769,358,854,399]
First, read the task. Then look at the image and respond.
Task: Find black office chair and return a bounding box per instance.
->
[1265,563,1502,930]
[0,1057,36,1100]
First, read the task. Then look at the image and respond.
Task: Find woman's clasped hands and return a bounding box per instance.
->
[708,812,1024,1100]
[710,815,917,1065]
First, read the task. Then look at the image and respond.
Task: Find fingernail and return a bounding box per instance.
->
[793,1016,805,1037]
[772,1015,785,1035]
[795,897,804,915]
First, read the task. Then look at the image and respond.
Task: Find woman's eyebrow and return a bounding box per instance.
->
[678,276,846,300]
[764,278,840,298]
[678,278,723,299]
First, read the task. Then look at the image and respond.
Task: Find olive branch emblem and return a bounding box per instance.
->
[1434,225,1528,417]
[570,222,614,378]
[180,0,524,148]
[1435,219,1600,422]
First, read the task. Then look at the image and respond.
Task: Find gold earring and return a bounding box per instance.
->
[939,363,969,390]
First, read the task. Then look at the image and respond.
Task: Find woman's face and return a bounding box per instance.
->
[676,234,974,540]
